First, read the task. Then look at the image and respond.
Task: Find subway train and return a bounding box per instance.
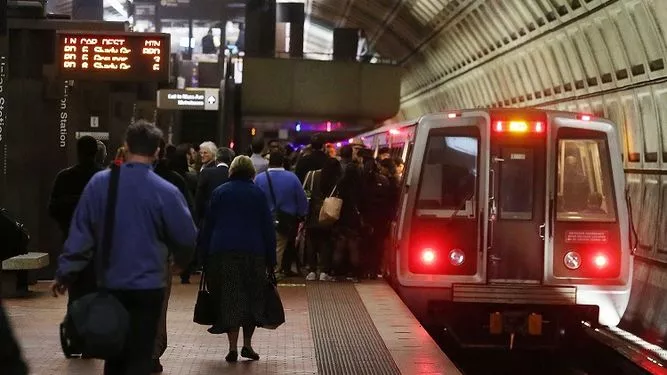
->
[357,109,635,348]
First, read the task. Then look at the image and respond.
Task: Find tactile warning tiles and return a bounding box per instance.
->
[307,282,401,375]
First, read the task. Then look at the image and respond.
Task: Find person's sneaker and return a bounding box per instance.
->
[225,350,238,362]
[306,272,318,281]
[319,272,334,281]
[241,346,260,360]
[151,359,163,373]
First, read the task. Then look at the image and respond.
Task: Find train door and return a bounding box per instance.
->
[488,120,547,283]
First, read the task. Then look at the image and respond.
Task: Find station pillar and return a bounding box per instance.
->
[244,0,276,58]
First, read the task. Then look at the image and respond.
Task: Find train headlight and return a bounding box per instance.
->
[564,251,581,270]
[449,249,465,266]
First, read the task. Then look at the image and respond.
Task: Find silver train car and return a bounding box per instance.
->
[358,109,634,348]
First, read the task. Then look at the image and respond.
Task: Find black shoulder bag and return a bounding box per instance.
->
[265,170,298,236]
[60,163,130,359]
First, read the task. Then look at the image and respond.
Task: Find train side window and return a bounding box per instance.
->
[499,148,534,220]
[556,137,616,222]
[416,130,478,218]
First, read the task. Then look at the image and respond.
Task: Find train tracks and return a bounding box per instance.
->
[433,324,661,374]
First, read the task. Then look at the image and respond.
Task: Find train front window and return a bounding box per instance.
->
[556,138,616,222]
[416,132,478,217]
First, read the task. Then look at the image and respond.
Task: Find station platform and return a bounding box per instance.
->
[4,277,460,375]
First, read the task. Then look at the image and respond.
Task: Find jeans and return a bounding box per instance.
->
[103,289,164,375]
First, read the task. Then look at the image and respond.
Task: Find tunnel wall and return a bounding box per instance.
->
[396,0,667,346]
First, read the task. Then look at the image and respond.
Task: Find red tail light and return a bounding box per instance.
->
[421,248,436,265]
[593,253,609,269]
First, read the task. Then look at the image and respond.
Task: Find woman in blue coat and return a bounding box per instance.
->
[199,155,277,362]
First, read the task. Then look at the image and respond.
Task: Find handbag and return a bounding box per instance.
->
[193,268,216,325]
[318,185,343,226]
[60,163,130,360]
[262,273,285,330]
[265,170,298,235]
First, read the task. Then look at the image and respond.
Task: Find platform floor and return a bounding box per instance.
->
[4,277,460,375]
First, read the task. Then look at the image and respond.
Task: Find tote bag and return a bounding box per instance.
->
[318,185,342,226]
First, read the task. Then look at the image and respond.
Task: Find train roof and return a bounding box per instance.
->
[358,118,418,139]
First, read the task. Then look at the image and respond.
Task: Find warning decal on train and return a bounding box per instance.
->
[565,230,609,244]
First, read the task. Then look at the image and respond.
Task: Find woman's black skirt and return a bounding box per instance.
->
[205,251,267,334]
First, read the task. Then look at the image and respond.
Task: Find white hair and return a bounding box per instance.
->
[199,141,217,156]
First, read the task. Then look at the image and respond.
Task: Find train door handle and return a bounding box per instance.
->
[539,224,546,240]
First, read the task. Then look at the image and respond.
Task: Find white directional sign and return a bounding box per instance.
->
[157,88,220,111]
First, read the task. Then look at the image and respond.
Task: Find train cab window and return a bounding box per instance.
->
[499,148,534,220]
[416,133,478,217]
[556,138,616,222]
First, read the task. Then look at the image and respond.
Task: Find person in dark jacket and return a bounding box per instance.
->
[200,155,277,362]
[151,139,195,372]
[170,144,198,197]
[48,136,104,358]
[294,134,327,183]
[51,121,197,374]
[304,157,341,281]
[194,147,235,225]
[333,145,364,281]
[155,140,194,214]
[48,136,104,237]
[0,300,28,375]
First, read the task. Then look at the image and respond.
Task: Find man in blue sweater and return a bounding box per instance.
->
[255,152,308,275]
[51,121,197,374]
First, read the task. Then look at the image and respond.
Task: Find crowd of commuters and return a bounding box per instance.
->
[0,122,404,375]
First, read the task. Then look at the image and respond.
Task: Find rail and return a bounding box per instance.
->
[586,324,666,373]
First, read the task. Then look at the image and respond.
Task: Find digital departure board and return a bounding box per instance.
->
[57,32,170,82]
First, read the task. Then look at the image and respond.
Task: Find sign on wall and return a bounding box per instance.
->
[157,89,220,111]
[56,31,170,82]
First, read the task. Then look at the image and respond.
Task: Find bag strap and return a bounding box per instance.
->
[98,163,121,290]
[265,170,279,211]
[302,171,311,189]
[198,265,207,292]
[309,170,317,192]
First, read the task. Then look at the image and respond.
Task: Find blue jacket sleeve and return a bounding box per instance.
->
[55,178,98,285]
[258,191,277,267]
[294,175,309,217]
[161,187,198,269]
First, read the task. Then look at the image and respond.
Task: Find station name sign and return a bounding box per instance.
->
[57,32,170,82]
[157,89,219,111]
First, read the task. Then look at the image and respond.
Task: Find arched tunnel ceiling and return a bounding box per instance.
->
[307,0,667,266]
[306,0,667,121]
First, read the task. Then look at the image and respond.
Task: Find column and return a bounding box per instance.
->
[244,0,276,58]
[333,28,358,61]
[72,0,103,20]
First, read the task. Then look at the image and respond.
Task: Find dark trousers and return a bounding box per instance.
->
[152,273,172,360]
[364,227,388,276]
[103,289,164,375]
[0,300,28,375]
[307,227,333,274]
[280,227,300,273]
[333,229,361,277]
[67,263,97,309]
